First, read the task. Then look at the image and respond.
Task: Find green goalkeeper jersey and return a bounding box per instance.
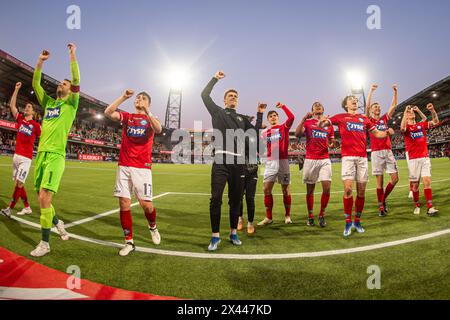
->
[32,61,80,157]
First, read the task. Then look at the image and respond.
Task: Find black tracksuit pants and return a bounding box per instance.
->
[210,163,245,233]
[239,169,258,223]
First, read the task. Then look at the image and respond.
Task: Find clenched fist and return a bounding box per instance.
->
[15,82,22,90]
[214,71,225,80]
[39,50,50,61]
[68,43,77,54]
[426,103,435,111]
[123,89,134,99]
[257,102,267,113]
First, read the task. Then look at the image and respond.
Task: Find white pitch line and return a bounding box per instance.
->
[64,192,171,229]
[8,215,450,260]
[168,178,450,197]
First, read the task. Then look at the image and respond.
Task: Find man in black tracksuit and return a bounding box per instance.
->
[201,71,263,251]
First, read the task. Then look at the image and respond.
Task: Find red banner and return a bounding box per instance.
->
[0,119,17,130]
[77,154,104,161]
[84,139,105,146]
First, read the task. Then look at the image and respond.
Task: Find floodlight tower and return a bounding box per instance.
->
[164,67,187,130]
[347,70,366,113]
[164,89,182,129]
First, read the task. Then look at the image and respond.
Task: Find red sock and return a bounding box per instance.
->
[283,195,291,217]
[343,196,353,223]
[376,188,384,208]
[319,193,330,217]
[354,196,365,223]
[20,187,30,208]
[424,189,433,209]
[410,182,413,192]
[144,207,157,228]
[413,190,420,207]
[383,182,395,202]
[120,210,133,241]
[264,195,273,220]
[9,186,21,209]
[306,194,314,218]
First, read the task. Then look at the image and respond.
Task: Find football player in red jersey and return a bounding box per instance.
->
[401,104,439,216]
[105,89,162,256]
[319,96,392,237]
[1,82,41,218]
[365,84,399,217]
[258,102,295,226]
[295,102,335,228]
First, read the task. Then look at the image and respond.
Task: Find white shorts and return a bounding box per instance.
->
[371,149,398,176]
[302,159,332,184]
[13,154,32,183]
[114,166,153,201]
[341,156,369,183]
[263,159,291,185]
[407,157,431,182]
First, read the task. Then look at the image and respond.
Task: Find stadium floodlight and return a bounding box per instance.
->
[347,70,365,91]
[166,66,189,90]
[432,92,438,98]
[96,114,103,120]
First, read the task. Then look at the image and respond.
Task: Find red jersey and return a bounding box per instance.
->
[369,114,392,151]
[15,113,41,159]
[304,118,334,160]
[328,113,375,158]
[118,112,155,169]
[403,121,430,160]
[262,105,295,160]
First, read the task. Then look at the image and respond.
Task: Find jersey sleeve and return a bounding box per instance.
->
[68,61,80,110]
[15,113,22,123]
[328,114,340,126]
[36,122,42,137]
[119,111,130,126]
[383,113,390,122]
[328,124,335,139]
[281,105,295,128]
[365,116,376,131]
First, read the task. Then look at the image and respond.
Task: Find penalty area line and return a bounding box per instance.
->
[64,192,171,229]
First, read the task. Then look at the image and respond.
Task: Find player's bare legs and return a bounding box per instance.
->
[259,181,275,225]
[413,176,438,216]
[281,184,292,224]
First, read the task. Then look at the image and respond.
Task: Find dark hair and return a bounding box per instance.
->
[341,95,354,111]
[224,89,238,100]
[267,110,278,119]
[311,102,323,111]
[137,91,152,104]
[63,79,72,84]
[25,101,35,109]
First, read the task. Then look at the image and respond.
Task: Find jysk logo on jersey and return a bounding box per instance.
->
[45,107,61,120]
[410,130,425,139]
[127,126,147,138]
[267,130,282,142]
[346,122,365,132]
[312,129,328,139]
[18,124,33,136]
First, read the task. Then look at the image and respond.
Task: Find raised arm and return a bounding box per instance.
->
[254,102,266,131]
[371,127,393,139]
[295,112,312,137]
[201,71,225,116]
[105,90,134,122]
[277,102,295,128]
[400,106,410,132]
[67,43,80,108]
[366,84,377,117]
[32,50,50,105]
[9,82,22,119]
[387,85,398,118]
[426,103,439,126]
[143,106,163,134]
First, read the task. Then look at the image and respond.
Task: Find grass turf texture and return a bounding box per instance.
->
[0,155,449,299]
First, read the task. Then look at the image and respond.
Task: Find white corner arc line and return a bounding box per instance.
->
[8,214,450,260]
[64,192,171,229]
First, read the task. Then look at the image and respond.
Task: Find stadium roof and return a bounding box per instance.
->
[0,49,119,127]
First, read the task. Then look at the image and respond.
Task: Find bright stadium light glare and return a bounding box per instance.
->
[347,70,365,90]
[96,114,103,120]
[166,66,189,90]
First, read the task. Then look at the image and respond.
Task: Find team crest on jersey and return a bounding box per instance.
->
[237,116,243,122]
[127,125,147,138]
[18,124,33,136]
[312,129,328,139]
[380,120,384,124]
[140,120,148,126]
[358,117,364,122]
[45,106,61,119]
[417,126,422,130]
[323,126,329,130]
[346,122,365,132]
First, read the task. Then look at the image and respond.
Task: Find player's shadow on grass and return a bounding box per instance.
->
[1,217,37,247]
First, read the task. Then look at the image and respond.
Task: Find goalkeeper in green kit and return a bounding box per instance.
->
[30,43,80,257]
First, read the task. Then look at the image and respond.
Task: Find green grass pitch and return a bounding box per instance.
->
[0,155,449,299]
